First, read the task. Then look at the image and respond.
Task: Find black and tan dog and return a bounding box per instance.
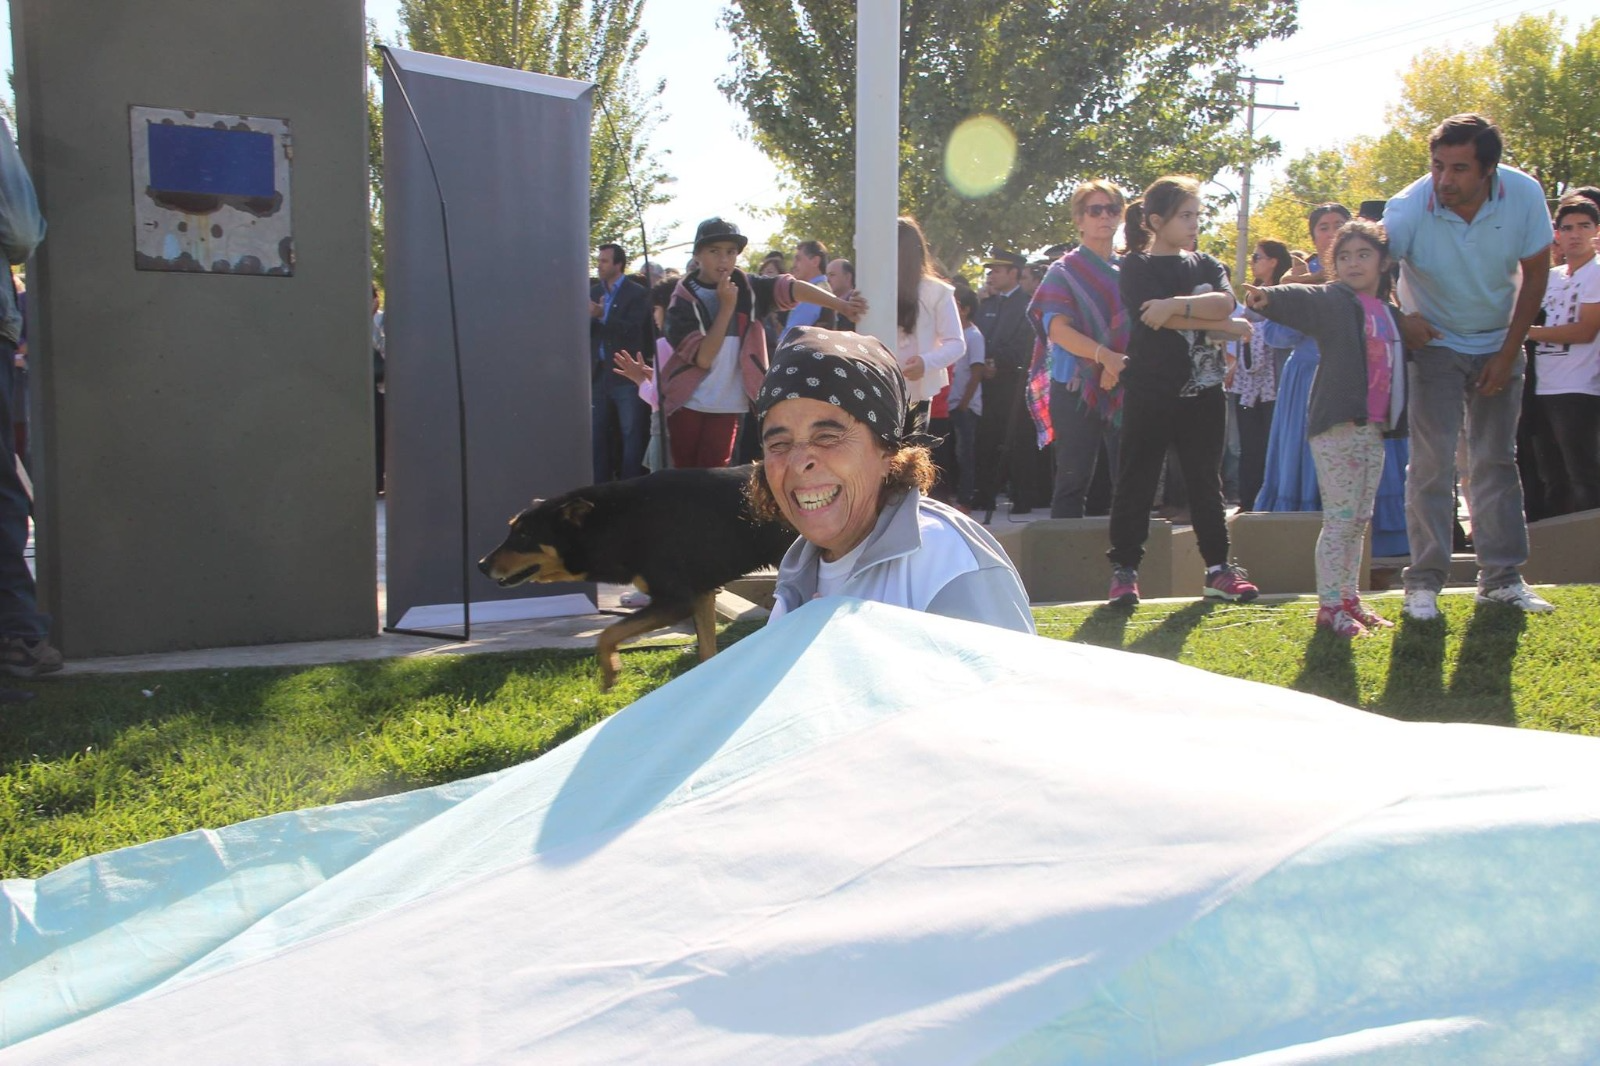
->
[478,465,796,689]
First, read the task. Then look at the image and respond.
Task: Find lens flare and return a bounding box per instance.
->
[944,115,1017,199]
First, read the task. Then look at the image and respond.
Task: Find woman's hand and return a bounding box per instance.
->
[1140,298,1178,329]
[902,355,926,381]
[611,349,652,386]
[1097,349,1127,389]
[1241,284,1269,311]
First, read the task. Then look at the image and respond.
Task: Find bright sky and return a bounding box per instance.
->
[10,0,1600,258]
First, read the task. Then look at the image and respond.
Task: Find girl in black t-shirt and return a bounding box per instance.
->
[1107,176,1260,607]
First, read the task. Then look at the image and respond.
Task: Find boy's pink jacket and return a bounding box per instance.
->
[661,271,798,417]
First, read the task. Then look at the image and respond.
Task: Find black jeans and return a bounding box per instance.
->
[0,338,47,639]
[1108,385,1229,570]
[1233,396,1275,514]
[1538,391,1600,515]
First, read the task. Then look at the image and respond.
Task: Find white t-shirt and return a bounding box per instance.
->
[686,335,748,413]
[950,324,986,416]
[813,539,869,600]
[1536,256,1600,397]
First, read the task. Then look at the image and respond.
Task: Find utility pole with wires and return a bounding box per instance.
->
[1235,75,1297,290]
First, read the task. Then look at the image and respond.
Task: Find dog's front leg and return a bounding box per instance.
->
[691,591,719,662]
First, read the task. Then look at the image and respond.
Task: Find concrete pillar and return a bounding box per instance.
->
[12,0,373,655]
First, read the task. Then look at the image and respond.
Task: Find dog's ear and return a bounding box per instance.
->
[559,497,595,526]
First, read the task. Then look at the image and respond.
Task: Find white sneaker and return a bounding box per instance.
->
[1402,588,1440,621]
[619,588,651,608]
[1476,582,1555,613]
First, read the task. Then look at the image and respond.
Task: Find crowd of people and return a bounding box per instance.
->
[587,112,1592,634]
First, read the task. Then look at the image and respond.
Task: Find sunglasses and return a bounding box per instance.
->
[1081,203,1123,219]
[1250,251,1269,260]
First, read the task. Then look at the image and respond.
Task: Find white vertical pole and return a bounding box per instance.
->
[854,0,899,347]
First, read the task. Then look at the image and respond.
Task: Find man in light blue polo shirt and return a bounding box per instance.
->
[1385,113,1554,619]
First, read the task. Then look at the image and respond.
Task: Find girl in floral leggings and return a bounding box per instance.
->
[1243,220,1409,636]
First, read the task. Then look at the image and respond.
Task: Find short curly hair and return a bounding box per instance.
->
[744,445,936,527]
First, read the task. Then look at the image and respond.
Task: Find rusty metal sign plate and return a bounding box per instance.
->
[130,106,294,275]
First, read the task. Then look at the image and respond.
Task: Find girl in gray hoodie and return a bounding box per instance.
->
[1243,221,1408,637]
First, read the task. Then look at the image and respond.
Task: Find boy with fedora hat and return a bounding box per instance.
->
[660,217,868,468]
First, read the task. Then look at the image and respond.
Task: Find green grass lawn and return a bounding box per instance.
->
[4,589,1598,880]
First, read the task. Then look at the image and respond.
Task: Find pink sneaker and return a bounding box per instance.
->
[1108,566,1139,607]
[1204,564,1260,603]
[1343,597,1393,629]
[1316,603,1368,638]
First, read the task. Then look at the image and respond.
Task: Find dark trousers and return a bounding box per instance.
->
[1049,379,1119,519]
[592,371,651,481]
[1538,391,1600,515]
[1234,397,1275,514]
[974,367,1051,510]
[1108,385,1229,570]
[0,338,47,639]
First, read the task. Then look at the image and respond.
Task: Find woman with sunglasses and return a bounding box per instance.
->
[1026,180,1131,518]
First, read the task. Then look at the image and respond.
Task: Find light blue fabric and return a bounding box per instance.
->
[1385,166,1553,355]
[5,600,1600,1063]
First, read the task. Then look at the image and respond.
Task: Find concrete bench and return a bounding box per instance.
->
[1523,509,1600,584]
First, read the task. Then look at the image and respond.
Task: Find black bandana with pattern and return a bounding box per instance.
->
[754,327,915,446]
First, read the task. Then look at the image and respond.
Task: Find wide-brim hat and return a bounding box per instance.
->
[693,217,749,254]
[982,248,1026,270]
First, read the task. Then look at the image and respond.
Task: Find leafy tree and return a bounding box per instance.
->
[1244,15,1600,259]
[718,0,1297,272]
[372,0,672,263]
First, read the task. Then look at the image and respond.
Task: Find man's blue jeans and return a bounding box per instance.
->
[0,338,47,639]
[1403,345,1528,594]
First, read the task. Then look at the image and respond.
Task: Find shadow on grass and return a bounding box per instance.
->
[1293,628,1360,707]
[1124,601,1216,660]
[1377,607,1524,725]
[1445,606,1525,726]
[1068,604,1134,649]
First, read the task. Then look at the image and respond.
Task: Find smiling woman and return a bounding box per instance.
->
[746,327,1034,634]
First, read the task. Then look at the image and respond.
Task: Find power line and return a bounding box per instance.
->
[1286,0,1575,76]
[1260,0,1535,66]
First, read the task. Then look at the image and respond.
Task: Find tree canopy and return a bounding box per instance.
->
[718,0,1296,272]
[1246,14,1600,254]
[375,0,671,261]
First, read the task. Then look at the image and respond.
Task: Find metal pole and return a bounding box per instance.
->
[1235,93,1255,290]
[854,0,898,347]
[1233,75,1295,291]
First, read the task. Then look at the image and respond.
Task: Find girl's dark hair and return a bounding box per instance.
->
[1256,239,1293,284]
[1121,200,1150,254]
[1307,202,1352,241]
[1138,176,1202,234]
[1331,219,1393,299]
[897,216,939,335]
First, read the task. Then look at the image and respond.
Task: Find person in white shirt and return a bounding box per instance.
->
[1526,196,1600,515]
[895,216,965,427]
